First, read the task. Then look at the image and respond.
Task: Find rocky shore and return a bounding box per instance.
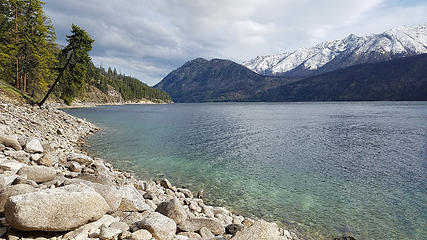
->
[0,103,299,240]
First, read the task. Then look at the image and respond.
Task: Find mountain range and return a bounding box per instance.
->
[243,23,427,77]
[155,23,427,102]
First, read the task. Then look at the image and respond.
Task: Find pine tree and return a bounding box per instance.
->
[39,24,93,107]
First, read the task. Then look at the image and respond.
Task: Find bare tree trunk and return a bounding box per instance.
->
[24,73,27,92]
[38,53,73,108]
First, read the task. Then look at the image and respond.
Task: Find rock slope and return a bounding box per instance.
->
[0,103,299,240]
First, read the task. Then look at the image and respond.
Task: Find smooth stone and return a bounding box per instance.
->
[177,232,201,238]
[131,229,152,240]
[0,184,36,212]
[37,152,58,167]
[156,198,187,225]
[77,173,114,185]
[0,144,5,151]
[69,161,83,172]
[117,185,151,212]
[17,166,56,183]
[109,221,129,233]
[30,153,42,162]
[200,226,215,238]
[99,225,122,240]
[0,175,18,188]
[4,184,109,231]
[81,182,123,213]
[63,214,117,240]
[0,159,26,174]
[24,138,43,153]
[178,217,225,235]
[0,134,21,151]
[122,212,145,226]
[230,220,285,240]
[138,212,176,240]
[67,153,93,166]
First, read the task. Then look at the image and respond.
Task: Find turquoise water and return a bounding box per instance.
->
[65,102,427,240]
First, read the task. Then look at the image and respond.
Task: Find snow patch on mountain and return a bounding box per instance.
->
[243,23,427,76]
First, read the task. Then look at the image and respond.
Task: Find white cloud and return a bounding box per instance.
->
[44,0,427,85]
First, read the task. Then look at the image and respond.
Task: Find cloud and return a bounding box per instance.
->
[43,0,427,85]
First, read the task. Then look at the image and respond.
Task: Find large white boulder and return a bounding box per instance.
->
[4,184,109,231]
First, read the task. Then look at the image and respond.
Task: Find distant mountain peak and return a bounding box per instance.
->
[243,22,427,77]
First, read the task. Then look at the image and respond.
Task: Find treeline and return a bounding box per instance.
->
[87,64,171,102]
[0,0,171,104]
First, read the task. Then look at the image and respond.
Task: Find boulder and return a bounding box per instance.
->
[4,184,109,231]
[81,182,122,213]
[0,159,25,174]
[177,232,201,238]
[131,229,152,240]
[63,214,117,240]
[117,185,151,212]
[122,212,145,226]
[24,138,43,153]
[109,221,129,233]
[230,220,285,240]
[156,198,187,224]
[77,173,114,185]
[160,178,173,189]
[67,153,93,165]
[0,134,21,151]
[138,212,176,240]
[200,226,215,238]
[5,150,29,163]
[17,165,56,183]
[69,161,83,172]
[178,217,225,235]
[0,184,36,212]
[37,152,58,167]
[99,225,122,240]
[177,188,193,198]
[0,175,18,189]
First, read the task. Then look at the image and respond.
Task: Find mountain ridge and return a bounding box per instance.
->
[155,54,427,102]
[243,23,427,77]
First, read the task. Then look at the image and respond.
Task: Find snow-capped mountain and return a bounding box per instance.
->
[243,23,427,77]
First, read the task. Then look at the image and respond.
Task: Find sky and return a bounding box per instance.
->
[43,0,427,86]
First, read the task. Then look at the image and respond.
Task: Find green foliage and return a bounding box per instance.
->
[1,2,171,105]
[59,24,93,105]
[0,0,57,98]
[86,63,171,102]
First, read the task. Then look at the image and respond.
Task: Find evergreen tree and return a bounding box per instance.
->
[39,24,93,106]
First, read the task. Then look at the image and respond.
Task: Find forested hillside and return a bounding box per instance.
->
[0,0,171,105]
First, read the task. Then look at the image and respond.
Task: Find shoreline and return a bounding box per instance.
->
[0,102,299,240]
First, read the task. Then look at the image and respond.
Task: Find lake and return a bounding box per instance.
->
[65,102,427,240]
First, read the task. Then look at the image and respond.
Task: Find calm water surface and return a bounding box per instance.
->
[65,102,427,240]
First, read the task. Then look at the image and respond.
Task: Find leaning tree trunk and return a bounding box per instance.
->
[38,53,73,108]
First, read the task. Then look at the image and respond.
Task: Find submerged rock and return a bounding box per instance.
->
[4,184,109,231]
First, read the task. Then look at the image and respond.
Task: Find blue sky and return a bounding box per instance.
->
[44,0,427,85]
